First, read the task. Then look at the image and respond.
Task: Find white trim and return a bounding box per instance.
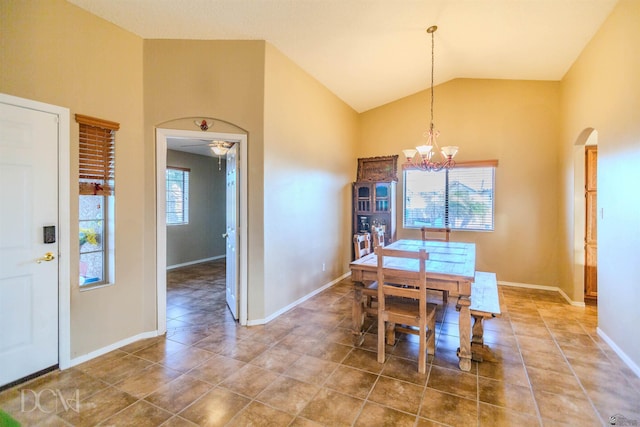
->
[597,328,640,379]
[156,128,249,331]
[498,280,585,307]
[0,94,72,370]
[67,331,159,368]
[167,255,225,271]
[247,272,351,326]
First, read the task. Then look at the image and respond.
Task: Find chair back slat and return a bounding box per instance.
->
[353,233,371,259]
[420,227,451,242]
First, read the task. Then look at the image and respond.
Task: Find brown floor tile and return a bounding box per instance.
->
[478,376,537,416]
[341,348,385,374]
[256,376,319,415]
[533,389,602,425]
[354,401,417,426]
[186,354,246,385]
[56,386,138,427]
[380,355,430,385]
[299,388,364,426]
[478,402,541,427]
[76,353,153,385]
[427,365,477,400]
[323,365,378,399]
[178,387,250,427]
[144,375,213,413]
[526,365,586,399]
[284,355,338,386]
[249,345,303,373]
[160,345,215,372]
[100,399,172,426]
[419,387,478,426]
[133,340,190,363]
[220,364,280,398]
[114,364,182,399]
[368,376,425,415]
[226,401,294,427]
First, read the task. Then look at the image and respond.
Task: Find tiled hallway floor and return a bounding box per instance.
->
[1,259,639,426]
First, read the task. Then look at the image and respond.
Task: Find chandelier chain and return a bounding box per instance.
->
[430,27,435,133]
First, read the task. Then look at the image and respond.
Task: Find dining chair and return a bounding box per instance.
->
[420,226,451,303]
[371,227,386,249]
[420,227,451,242]
[375,246,437,374]
[353,233,372,260]
[353,233,378,316]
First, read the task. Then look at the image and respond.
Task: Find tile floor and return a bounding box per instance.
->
[1,259,639,426]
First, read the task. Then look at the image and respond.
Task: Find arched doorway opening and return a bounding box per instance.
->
[573,128,598,303]
[155,122,249,332]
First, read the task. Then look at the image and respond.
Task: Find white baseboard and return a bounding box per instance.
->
[66,330,159,368]
[167,255,225,270]
[246,272,352,326]
[498,280,585,307]
[597,328,640,379]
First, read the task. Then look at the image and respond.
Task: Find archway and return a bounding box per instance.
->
[572,128,598,303]
[155,120,249,331]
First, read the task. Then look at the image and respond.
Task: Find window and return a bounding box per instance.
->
[166,167,190,225]
[76,114,118,287]
[404,162,496,231]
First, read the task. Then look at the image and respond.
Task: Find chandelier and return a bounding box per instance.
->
[402,26,458,172]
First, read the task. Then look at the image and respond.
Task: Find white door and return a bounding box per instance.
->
[0,102,59,387]
[225,144,239,319]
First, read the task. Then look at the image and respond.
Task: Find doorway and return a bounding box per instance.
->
[573,128,598,303]
[0,93,71,387]
[156,127,248,333]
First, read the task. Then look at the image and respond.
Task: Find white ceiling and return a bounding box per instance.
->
[67,0,617,113]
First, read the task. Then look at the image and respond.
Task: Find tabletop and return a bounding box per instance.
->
[350,239,476,282]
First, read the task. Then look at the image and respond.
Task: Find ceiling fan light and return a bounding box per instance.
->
[211,145,229,156]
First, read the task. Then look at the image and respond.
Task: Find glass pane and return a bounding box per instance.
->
[79,220,103,252]
[448,167,494,231]
[404,169,446,228]
[80,251,103,285]
[166,169,189,225]
[79,195,104,220]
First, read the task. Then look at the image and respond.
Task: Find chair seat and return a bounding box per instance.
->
[385,297,437,320]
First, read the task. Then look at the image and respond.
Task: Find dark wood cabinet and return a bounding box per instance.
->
[352,181,396,250]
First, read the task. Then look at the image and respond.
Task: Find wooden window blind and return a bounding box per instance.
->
[76,114,119,196]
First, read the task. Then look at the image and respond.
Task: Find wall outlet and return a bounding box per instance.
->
[322,262,326,272]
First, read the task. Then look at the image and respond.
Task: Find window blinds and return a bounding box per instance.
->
[76,114,119,196]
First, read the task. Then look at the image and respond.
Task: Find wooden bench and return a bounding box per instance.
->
[457,271,501,362]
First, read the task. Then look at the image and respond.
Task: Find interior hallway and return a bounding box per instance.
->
[0,259,639,426]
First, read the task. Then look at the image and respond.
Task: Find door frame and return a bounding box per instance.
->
[572,128,597,304]
[155,127,248,331]
[0,93,71,369]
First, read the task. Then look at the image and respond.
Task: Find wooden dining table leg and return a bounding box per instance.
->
[352,282,365,346]
[457,293,472,372]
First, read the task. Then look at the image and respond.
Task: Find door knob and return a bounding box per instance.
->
[222,233,229,238]
[36,252,55,263]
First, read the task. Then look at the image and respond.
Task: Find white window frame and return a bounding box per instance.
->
[166,166,190,226]
[403,161,497,232]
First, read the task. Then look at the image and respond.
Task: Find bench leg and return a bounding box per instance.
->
[471,315,485,362]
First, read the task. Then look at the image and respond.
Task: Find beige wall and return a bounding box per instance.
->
[560,0,640,370]
[360,79,561,286]
[166,150,226,267]
[0,0,145,357]
[263,44,358,317]
[143,39,266,320]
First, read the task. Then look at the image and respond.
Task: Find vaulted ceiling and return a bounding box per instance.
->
[67,0,618,112]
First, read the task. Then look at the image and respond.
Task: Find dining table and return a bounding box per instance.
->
[350,238,476,371]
